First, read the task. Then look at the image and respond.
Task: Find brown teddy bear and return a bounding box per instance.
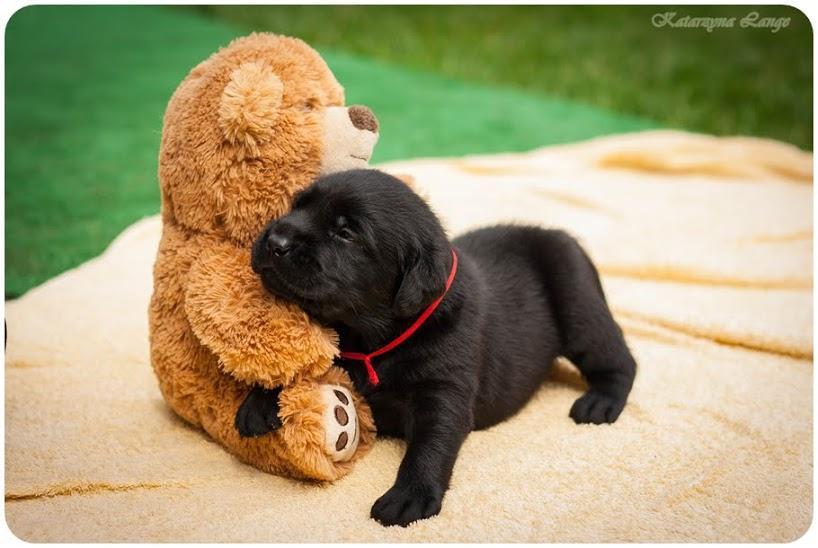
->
[149,33,379,481]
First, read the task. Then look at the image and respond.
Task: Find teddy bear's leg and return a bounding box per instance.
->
[161,358,300,478]
[236,379,362,462]
[152,338,315,478]
[154,328,372,480]
[190,365,374,481]
[192,372,326,479]
[152,289,372,480]
[266,366,376,478]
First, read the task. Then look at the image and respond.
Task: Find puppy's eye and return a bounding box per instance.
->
[331,217,355,242]
[300,100,316,113]
[334,227,355,241]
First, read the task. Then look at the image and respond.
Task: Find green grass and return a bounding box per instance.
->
[5,5,811,298]
[199,5,813,150]
[5,7,235,297]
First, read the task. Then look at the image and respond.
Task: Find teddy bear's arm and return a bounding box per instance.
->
[183,241,338,389]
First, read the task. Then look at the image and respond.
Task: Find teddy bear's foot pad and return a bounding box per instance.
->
[319,385,359,461]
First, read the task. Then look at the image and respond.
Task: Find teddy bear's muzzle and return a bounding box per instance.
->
[319,105,380,175]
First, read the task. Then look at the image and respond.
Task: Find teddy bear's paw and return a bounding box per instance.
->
[319,384,359,462]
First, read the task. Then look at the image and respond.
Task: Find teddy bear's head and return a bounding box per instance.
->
[158,33,379,245]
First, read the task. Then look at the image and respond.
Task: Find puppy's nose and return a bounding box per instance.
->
[348,105,379,133]
[266,232,293,257]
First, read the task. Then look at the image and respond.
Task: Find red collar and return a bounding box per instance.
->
[339,248,459,385]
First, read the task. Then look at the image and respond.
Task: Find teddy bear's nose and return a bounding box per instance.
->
[348,105,379,133]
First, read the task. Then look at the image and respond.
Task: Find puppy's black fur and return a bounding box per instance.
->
[242,169,636,527]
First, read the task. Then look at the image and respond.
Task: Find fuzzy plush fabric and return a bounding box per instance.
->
[151,32,380,483]
[5,130,812,542]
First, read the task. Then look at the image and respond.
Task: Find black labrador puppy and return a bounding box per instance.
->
[240,169,636,527]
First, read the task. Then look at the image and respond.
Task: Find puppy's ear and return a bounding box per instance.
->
[393,240,448,318]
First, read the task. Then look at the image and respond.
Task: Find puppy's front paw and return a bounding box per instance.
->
[570,389,627,425]
[371,483,443,527]
[235,385,283,437]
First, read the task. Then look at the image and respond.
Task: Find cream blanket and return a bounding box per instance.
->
[5,130,812,542]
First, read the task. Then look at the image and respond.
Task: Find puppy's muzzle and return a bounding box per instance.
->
[252,218,303,274]
[262,222,301,258]
[266,231,293,257]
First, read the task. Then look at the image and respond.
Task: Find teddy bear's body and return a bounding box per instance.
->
[149,33,376,480]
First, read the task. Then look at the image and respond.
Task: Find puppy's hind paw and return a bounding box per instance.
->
[570,389,626,425]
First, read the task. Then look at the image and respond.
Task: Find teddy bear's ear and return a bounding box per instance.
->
[219,61,283,148]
